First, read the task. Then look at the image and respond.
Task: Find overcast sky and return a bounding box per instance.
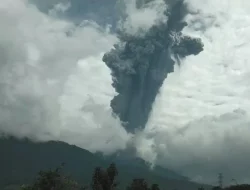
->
[1,0,250,186]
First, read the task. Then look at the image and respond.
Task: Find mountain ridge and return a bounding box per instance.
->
[0,136,210,190]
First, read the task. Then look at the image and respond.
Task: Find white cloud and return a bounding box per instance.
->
[0,0,131,154]
[58,55,132,153]
[119,0,168,36]
[135,0,250,185]
[48,1,71,17]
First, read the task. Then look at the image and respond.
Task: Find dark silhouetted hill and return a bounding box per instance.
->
[0,136,210,190]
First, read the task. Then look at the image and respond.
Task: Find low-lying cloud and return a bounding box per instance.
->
[0,0,130,154]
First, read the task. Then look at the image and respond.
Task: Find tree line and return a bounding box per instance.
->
[20,163,250,190]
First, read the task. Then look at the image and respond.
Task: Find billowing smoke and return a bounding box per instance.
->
[103,0,203,132]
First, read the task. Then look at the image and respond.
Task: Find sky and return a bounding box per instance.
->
[1,0,250,186]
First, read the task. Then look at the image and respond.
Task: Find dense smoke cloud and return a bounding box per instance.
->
[103,0,203,132]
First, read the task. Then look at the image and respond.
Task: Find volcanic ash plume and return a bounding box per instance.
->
[103,0,204,132]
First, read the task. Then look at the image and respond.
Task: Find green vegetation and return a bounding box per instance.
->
[18,164,250,190]
[19,162,162,190]
[1,137,249,190]
[0,137,207,190]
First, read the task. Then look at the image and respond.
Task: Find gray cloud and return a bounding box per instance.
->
[136,109,250,184]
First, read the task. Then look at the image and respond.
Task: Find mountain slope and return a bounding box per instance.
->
[0,137,210,190]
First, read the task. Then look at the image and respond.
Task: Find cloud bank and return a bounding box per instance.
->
[135,0,250,185]
[0,0,130,154]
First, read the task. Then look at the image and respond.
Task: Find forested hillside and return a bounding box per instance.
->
[0,137,209,190]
